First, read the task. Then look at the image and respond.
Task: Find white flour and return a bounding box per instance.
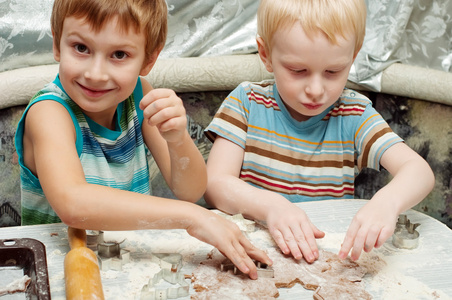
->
[94,218,451,299]
[314,232,452,299]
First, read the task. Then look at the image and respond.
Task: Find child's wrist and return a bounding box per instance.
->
[167,131,191,148]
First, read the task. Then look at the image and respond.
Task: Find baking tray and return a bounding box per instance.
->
[0,238,51,299]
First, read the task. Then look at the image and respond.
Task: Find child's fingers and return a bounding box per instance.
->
[284,233,303,260]
[147,108,185,130]
[363,225,381,253]
[375,226,394,248]
[212,216,271,280]
[269,227,290,256]
[239,235,273,266]
[286,225,312,261]
[139,90,159,110]
[270,215,322,263]
[143,98,184,122]
[141,98,165,121]
[338,222,359,259]
[222,240,258,279]
[141,89,184,121]
[350,228,366,260]
[312,224,326,239]
[139,88,175,109]
[295,223,321,262]
[310,224,325,259]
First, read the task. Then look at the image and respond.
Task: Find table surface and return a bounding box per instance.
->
[1,199,451,299]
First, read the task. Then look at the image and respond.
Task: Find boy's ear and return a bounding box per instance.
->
[52,31,61,62]
[353,40,363,61]
[257,37,273,73]
[140,48,162,76]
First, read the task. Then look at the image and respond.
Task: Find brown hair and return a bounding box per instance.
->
[257,0,367,56]
[51,0,168,61]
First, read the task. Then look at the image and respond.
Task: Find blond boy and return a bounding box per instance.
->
[205,0,434,262]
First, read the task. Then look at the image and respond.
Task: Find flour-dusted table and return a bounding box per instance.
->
[1,200,451,299]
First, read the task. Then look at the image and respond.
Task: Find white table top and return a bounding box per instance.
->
[1,200,451,299]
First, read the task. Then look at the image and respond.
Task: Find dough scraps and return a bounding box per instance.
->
[191,248,371,299]
[0,275,31,296]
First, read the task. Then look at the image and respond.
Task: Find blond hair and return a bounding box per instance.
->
[257,0,366,56]
[51,0,168,61]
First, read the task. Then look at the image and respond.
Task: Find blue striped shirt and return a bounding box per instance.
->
[205,80,403,202]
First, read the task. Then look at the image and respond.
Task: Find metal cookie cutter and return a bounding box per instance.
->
[220,258,274,278]
[151,253,183,272]
[86,230,130,271]
[86,230,103,251]
[140,253,189,300]
[392,214,421,249]
[140,269,189,300]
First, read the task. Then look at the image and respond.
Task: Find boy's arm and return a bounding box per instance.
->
[139,79,207,202]
[205,137,325,263]
[24,100,270,279]
[339,142,435,260]
[24,99,194,230]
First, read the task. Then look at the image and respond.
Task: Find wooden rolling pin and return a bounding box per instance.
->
[64,227,105,300]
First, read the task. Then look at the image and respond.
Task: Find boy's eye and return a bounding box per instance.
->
[113,51,128,60]
[291,69,306,74]
[75,44,88,53]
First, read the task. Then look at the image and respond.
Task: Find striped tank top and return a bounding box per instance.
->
[15,76,151,225]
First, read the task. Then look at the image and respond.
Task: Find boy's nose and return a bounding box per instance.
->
[84,58,109,82]
[305,77,324,101]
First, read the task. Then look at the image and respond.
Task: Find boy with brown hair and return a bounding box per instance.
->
[15,0,270,279]
[205,0,434,262]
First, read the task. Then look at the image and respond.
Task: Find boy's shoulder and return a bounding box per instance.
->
[29,77,71,104]
[235,80,277,100]
[338,88,372,107]
[234,80,280,110]
[326,88,374,119]
[238,80,275,93]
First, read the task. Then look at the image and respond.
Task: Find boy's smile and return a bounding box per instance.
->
[77,83,115,98]
[53,16,151,129]
[259,22,356,122]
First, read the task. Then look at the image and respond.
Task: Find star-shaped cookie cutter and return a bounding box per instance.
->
[140,253,189,300]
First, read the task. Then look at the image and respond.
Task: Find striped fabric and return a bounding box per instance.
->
[205,80,403,203]
[15,76,151,225]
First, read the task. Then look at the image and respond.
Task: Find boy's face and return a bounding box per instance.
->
[53,16,155,127]
[258,22,356,121]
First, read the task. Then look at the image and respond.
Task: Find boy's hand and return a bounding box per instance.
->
[140,88,187,143]
[266,200,325,263]
[338,198,397,261]
[186,210,272,280]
